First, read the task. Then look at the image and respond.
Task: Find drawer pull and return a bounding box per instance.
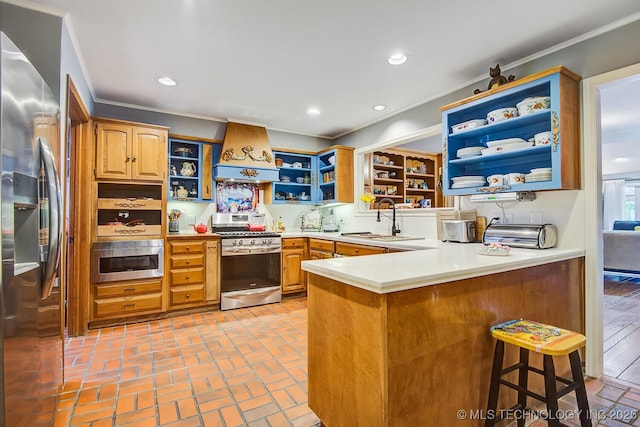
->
[124,287,136,292]
[186,247,190,251]
[185,275,190,280]
[186,260,190,264]
[123,303,135,308]
[185,293,190,298]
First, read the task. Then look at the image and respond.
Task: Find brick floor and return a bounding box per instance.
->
[55,296,640,426]
[56,297,320,427]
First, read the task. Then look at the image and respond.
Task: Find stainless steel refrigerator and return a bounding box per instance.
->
[0,32,63,426]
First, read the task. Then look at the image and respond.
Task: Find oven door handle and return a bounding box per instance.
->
[221,247,282,256]
[220,286,282,310]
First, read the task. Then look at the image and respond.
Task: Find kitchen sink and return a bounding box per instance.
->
[341,232,425,242]
[367,235,425,242]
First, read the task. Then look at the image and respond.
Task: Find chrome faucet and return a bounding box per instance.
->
[376,198,401,236]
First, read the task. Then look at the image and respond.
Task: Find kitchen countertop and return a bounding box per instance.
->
[166,231,221,239]
[296,231,584,294]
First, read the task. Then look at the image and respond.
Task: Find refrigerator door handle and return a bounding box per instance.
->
[39,136,62,299]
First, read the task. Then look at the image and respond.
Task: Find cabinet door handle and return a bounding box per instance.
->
[124,287,136,292]
[132,156,137,162]
[123,303,135,308]
[125,156,131,162]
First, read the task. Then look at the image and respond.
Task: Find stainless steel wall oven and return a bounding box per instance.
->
[92,239,164,283]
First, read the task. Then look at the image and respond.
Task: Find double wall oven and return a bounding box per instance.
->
[212,214,281,310]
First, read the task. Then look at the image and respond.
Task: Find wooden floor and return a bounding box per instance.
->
[604,273,640,386]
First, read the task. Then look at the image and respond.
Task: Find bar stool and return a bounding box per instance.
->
[485,319,591,427]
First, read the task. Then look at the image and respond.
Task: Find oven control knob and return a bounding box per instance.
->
[262,239,268,245]
[231,241,237,246]
[237,240,243,246]
[250,239,256,245]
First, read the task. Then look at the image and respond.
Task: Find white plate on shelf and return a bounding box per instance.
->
[451,175,485,183]
[451,119,487,134]
[457,153,483,159]
[525,177,552,183]
[481,142,534,156]
[531,168,552,174]
[451,181,485,188]
[485,137,527,148]
[456,146,484,158]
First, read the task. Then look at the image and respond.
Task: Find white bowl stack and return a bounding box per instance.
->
[456,146,484,159]
[451,175,485,188]
[525,168,552,182]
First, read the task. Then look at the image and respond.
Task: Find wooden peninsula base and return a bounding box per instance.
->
[307,257,585,427]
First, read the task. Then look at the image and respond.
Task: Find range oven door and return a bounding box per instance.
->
[220,251,281,310]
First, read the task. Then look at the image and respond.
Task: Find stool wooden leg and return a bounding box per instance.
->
[516,347,529,427]
[485,340,504,427]
[543,354,561,427]
[569,350,592,427]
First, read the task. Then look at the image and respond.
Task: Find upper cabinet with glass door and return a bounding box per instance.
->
[440,66,580,196]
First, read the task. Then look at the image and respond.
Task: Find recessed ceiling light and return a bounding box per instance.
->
[158,76,177,86]
[307,107,321,116]
[615,156,630,162]
[373,104,387,111]
[387,54,408,65]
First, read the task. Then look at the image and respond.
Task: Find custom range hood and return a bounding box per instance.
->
[214,122,279,182]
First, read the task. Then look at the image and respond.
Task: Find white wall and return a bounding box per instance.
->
[460,190,585,249]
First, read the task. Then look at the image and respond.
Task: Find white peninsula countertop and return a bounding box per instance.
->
[296,232,584,294]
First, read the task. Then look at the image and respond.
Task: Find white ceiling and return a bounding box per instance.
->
[23,0,640,140]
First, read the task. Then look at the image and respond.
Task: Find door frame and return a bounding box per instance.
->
[582,62,640,377]
[64,75,91,336]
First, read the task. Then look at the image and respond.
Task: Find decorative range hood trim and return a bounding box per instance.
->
[214,122,279,182]
[213,164,279,182]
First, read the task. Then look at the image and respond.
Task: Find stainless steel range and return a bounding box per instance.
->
[212,214,282,310]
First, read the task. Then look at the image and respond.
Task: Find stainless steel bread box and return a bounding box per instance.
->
[482,224,557,249]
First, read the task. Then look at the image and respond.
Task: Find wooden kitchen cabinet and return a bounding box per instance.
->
[368,149,442,208]
[168,240,206,308]
[308,238,334,260]
[95,182,164,239]
[95,118,168,182]
[316,146,354,204]
[205,240,220,303]
[334,241,388,257]
[92,278,163,321]
[281,238,307,294]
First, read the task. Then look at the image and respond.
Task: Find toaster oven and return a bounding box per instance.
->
[441,220,476,243]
